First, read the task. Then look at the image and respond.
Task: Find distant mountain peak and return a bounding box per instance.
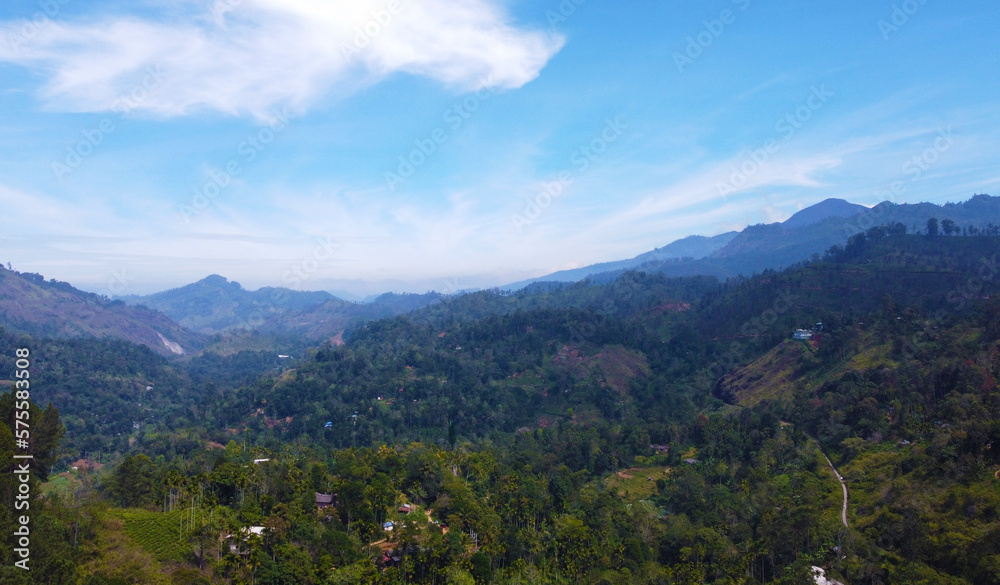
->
[502,231,738,290]
[197,274,242,289]
[781,198,867,229]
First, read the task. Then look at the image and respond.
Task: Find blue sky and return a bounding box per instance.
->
[0,0,998,297]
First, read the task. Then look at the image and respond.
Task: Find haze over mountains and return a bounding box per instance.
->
[3,194,998,358]
[119,274,336,334]
[505,195,997,287]
[502,231,740,290]
[0,268,204,357]
[7,196,1000,584]
[120,276,443,338]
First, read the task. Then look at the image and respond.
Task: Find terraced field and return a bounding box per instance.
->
[112,509,193,561]
[602,465,672,501]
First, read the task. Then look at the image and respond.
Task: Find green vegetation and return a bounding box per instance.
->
[114,508,194,562]
[4,229,1000,582]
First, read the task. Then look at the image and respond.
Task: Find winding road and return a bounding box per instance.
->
[821,452,849,528]
[793,424,849,528]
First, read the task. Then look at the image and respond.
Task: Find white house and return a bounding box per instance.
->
[227,526,267,555]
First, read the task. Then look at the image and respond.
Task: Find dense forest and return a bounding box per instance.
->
[3,227,1000,583]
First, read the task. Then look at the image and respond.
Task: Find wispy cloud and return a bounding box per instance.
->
[595,153,841,233]
[0,0,564,119]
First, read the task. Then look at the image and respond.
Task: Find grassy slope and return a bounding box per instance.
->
[0,268,204,357]
[718,340,812,407]
[717,318,1000,583]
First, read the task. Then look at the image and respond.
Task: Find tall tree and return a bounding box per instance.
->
[108,454,157,508]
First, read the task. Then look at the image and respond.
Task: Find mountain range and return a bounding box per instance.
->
[7,201,1000,585]
[0,268,203,357]
[512,195,1000,287]
[118,274,340,334]
[3,194,998,358]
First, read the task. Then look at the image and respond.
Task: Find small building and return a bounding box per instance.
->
[382,548,402,567]
[793,329,813,340]
[315,493,336,508]
[382,521,395,532]
[398,504,412,514]
[650,444,670,453]
[227,526,267,555]
[253,458,270,465]
[683,458,699,465]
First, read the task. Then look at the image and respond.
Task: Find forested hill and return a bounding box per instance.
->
[4,227,1000,584]
[124,274,447,345]
[225,229,1000,584]
[578,193,1000,285]
[256,291,445,341]
[120,274,339,334]
[6,227,998,456]
[238,229,1000,448]
[0,266,204,357]
[0,326,302,459]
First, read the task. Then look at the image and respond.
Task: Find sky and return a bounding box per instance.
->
[0,0,998,298]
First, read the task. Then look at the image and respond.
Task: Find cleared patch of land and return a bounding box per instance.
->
[719,340,809,407]
[602,466,671,501]
[110,508,194,562]
[41,470,82,497]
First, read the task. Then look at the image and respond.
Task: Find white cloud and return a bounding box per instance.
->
[0,0,563,119]
[592,153,842,235]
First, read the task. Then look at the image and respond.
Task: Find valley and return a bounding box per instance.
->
[3,200,1000,584]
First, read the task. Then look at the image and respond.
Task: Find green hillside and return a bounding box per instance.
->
[0,267,205,357]
[114,508,195,562]
[5,227,1000,583]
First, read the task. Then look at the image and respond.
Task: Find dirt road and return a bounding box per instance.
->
[821,452,849,528]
